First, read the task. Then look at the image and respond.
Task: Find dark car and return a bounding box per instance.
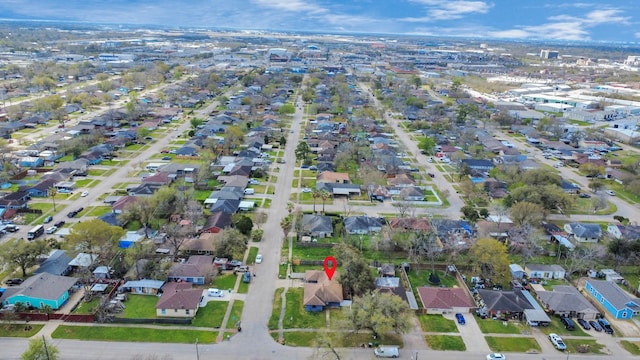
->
[67,211,77,218]
[43,216,53,223]
[560,316,575,331]
[162,156,172,160]
[54,220,65,228]
[578,318,591,330]
[579,193,591,198]
[598,318,614,334]
[590,320,602,332]
[428,173,435,178]
[5,278,23,286]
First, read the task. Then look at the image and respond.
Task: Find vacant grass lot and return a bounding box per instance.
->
[418,314,458,333]
[485,336,540,352]
[84,206,112,217]
[476,319,522,334]
[425,335,466,351]
[52,325,217,343]
[281,331,317,346]
[268,288,284,330]
[212,274,237,290]
[119,294,158,319]
[283,288,326,329]
[191,301,228,328]
[563,339,607,354]
[0,324,44,337]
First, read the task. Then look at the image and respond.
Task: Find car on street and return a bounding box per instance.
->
[255,254,263,264]
[374,346,399,358]
[486,354,506,360]
[302,188,312,193]
[67,211,78,218]
[549,333,566,351]
[228,260,243,267]
[455,313,466,325]
[162,156,172,160]
[46,226,58,234]
[578,318,591,330]
[590,320,602,332]
[43,216,53,223]
[605,190,615,196]
[207,288,224,297]
[579,193,591,198]
[54,221,65,228]
[5,278,23,286]
[81,191,89,197]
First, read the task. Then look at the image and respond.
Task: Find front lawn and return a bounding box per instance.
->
[84,206,112,217]
[408,269,458,289]
[283,288,327,329]
[228,300,244,328]
[268,288,284,330]
[425,335,466,351]
[237,280,249,294]
[281,331,318,346]
[620,340,640,355]
[119,294,158,319]
[418,314,458,333]
[191,301,228,328]
[537,318,589,337]
[0,324,44,337]
[246,247,259,265]
[476,319,522,334]
[52,325,217,343]
[563,339,607,354]
[485,336,540,352]
[212,274,237,290]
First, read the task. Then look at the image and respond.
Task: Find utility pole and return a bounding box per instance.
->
[195,338,200,360]
[42,335,51,360]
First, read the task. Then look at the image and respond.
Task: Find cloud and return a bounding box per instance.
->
[404,0,492,22]
[250,0,327,14]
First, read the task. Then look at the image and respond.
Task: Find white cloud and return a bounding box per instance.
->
[404,0,492,21]
[250,0,327,14]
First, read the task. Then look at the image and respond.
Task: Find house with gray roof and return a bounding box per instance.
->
[585,279,640,319]
[525,264,566,280]
[563,222,602,243]
[537,285,599,320]
[344,216,385,235]
[34,250,72,276]
[302,215,333,238]
[1,273,78,310]
[121,279,165,295]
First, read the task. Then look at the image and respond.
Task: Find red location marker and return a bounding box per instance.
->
[323,256,338,280]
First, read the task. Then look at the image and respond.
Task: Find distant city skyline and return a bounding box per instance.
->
[1,1,639,43]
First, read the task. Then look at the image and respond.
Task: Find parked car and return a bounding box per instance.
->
[207,288,224,297]
[577,318,591,330]
[43,216,53,223]
[455,313,466,325]
[486,354,506,360]
[228,260,243,267]
[242,271,251,283]
[54,221,65,228]
[255,254,263,264]
[67,211,78,218]
[5,278,23,286]
[605,190,615,196]
[598,318,614,334]
[590,320,602,332]
[549,333,566,351]
[560,316,575,331]
[162,156,172,160]
[374,345,399,358]
[234,265,250,273]
[81,191,89,197]
[46,226,58,234]
[4,225,19,232]
[579,193,591,198]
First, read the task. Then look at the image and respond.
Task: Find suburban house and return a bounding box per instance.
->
[24,178,57,197]
[525,264,566,280]
[34,249,72,276]
[417,287,475,314]
[536,285,599,320]
[201,212,232,233]
[156,282,202,318]
[167,255,214,285]
[375,277,410,304]
[317,171,350,184]
[607,223,640,240]
[303,270,343,312]
[301,214,333,238]
[509,264,526,280]
[1,273,78,310]
[344,216,385,234]
[477,289,535,319]
[181,233,218,255]
[121,279,166,295]
[585,279,640,319]
[0,190,30,209]
[460,158,494,172]
[563,223,602,243]
[316,182,361,197]
[388,217,431,232]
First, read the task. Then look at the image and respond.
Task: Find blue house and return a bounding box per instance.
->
[24,178,57,198]
[585,279,640,319]
[303,270,343,312]
[18,156,44,168]
[1,273,78,310]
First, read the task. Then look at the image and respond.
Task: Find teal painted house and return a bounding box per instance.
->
[1,273,78,310]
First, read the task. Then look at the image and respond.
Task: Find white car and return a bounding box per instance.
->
[549,333,566,351]
[207,288,224,297]
[302,188,312,193]
[605,190,615,196]
[45,226,58,234]
[255,254,263,264]
[487,354,506,360]
[374,346,399,358]
[81,191,89,197]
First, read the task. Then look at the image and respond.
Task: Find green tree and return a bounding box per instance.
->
[22,338,59,360]
[66,219,125,263]
[342,291,411,337]
[295,142,310,162]
[214,228,248,260]
[418,136,436,155]
[278,103,295,114]
[320,189,331,214]
[510,201,544,227]
[580,163,605,178]
[469,238,510,286]
[2,239,47,277]
[233,215,254,236]
[335,244,374,298]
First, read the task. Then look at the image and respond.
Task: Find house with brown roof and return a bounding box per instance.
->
[417,287,475,314]
[156,282,202,318]
[387,173,416,187]
[181,233,218,255]
[317,171,350,184]
[142,171,173,186]
[388,217,431,232]
[201,212,232,233]
[304,270,343,312]
[167,255,214,285]
[111,195,139,214]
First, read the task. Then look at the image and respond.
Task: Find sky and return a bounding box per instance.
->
[1,0,639,43]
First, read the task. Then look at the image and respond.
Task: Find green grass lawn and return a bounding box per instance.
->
[563,339,607,354]
[0,324,44,337]
[283,288,327,329]
[84,206,113,217]
[28,202,55,213]
[537,318,589,336]
[418,314,458,333]
[425,335,466,351]
[476,319,522,334]
[87,169,108,176]
[485,336,540,352]
[269,288,285,330]
[408,269,458,289]
[191,301,228,328]
[620,340,640,355]
[212,274,237,290]
[73,297,101,314]
[281,331,318,346]
[75,179,93,187]
[292,242,334,261]
[52,325,217,343]
[237,281,249,294]
[119,294,158,319]
[228,300,244,328]
[246,247,259,265]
